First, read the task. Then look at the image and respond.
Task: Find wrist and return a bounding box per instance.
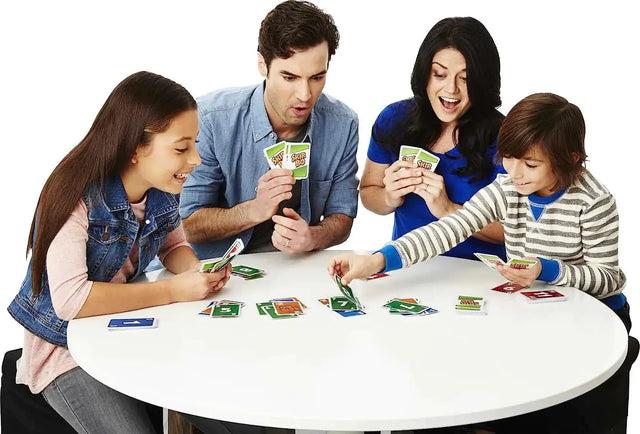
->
[372,252,386,273]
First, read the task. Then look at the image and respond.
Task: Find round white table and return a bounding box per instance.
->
[67,250,628,431]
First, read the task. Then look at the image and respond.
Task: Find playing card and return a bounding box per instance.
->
[283,143,310,179]
[415,149,440,172]
[232,265,264,278]
[333,274,361,309]
[367,273,389,280]
[520,290,567,303]
[491,282,525,293]
[383,300,429,314]
[198,301,215,316]
[256,302,297,319]
[264,142,286,168]
[200,239,245,273]
[329,296,359,312]
[211,303,241,318]
[455,296,487,315]
[273,300,305,315]
[507,258,537,270]
[399,145,421,164]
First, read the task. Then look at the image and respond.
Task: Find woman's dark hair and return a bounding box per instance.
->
[258,0,339,69]
[373,17,503,181]
[498,93,587,190]
[28,71,196,295]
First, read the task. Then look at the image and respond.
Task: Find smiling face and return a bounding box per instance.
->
[125,109,201,201]
[259,41,329,138]
[502,144,559,197]
[426,48,471,128]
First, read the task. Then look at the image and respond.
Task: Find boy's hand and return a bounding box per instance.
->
[328,253,386,285]
[496,257,541,288]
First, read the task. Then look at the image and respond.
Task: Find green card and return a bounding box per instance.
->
[329,296,358,311]
[211,303,240,318]
[384,300,428,314]
[399,145,421,164]
[284,143,310,179]
[264,142,286,168]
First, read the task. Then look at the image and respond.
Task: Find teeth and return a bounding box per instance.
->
[175,173,187,179]
[441,96,460,103]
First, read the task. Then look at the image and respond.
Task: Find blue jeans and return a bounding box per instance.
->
[42,367,158,434]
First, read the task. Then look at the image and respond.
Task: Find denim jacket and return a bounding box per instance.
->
[8,176,181,346]
[180,83,360,259]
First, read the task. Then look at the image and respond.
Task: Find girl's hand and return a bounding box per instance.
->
[496,258,542,288]
[382,160,423,209]
[169,264,232,302]
[413,171,456,218]
[328,253,386,285]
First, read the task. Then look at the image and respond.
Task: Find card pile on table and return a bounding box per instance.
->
[199,300,245,318]
[232,265,265,280]
[383,298,438,316]
[455,295,487,315]
[256,297,307,319]
[318,275,366,317]
[399,145,440,171]
[263,141,310,179]
[520,290,567,303]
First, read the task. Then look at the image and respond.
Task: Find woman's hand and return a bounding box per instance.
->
[413,171,456,218]
[382,160,424,209]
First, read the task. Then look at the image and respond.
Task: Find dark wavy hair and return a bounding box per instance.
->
[28,71,196,295]
[373,17,503,181]
[258,0,339,69]
[498,93,587,190]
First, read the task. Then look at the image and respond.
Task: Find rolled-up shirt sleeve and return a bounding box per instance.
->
[323,116,359,218]
[45,201,93,321]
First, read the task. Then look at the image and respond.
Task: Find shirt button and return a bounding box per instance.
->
[269,133,275,138]
[145,219,150,225]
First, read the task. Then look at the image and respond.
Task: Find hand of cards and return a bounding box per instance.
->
[263,141,310,179]
[474,253,537,270]
[399,145,440,172]
[200,239,244,273]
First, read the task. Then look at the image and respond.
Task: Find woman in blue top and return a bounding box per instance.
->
[361,17,506,261]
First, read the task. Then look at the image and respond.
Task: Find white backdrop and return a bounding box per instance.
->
[1,0,637,430]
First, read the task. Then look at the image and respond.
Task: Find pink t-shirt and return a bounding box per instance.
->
[16,198,189,393]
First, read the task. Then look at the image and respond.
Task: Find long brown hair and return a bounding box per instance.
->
[28,71,196,295]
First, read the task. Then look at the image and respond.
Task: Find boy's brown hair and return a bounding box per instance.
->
[498,93,587,190]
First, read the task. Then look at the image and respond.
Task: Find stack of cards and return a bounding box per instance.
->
[200,239,244,273]
[318,275,366,317]
[455,295,487,315]
[520,290,567,303]
[263,141,311,179]
[474,253,537,270]
[199,300,245,318]
[231,265,265,280]
[256,297,307,319]
[383,298,438,316]
[399,145,440,172]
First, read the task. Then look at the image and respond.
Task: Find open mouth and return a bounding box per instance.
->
[174,172,189,181]
[439,96,461,110]
[292,106,310,116]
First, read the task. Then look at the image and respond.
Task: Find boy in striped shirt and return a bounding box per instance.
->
[330,92,628,328]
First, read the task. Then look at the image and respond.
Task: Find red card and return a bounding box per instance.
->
[491,282,525,293]
[367,273,389,280]
[520,289,567,303]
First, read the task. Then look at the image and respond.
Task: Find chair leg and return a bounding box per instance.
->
[168,409,204,434]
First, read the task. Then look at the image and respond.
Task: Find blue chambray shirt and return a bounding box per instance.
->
[181,83,359,260]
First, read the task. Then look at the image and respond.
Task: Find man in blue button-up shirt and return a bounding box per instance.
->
[180,0,359,260]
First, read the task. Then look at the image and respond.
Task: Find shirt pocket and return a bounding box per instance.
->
[309,179,332,224]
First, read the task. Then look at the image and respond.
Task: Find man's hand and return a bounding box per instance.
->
[271,208,314,253]
[249,169,295,223]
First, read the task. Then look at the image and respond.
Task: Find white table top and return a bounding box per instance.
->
[67,250,628,431]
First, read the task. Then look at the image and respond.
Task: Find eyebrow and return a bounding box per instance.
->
[173,136,193,143]
[432,62,466,72]
[280,69,328,78]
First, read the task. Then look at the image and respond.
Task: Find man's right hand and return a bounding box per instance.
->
[249,169,295,223]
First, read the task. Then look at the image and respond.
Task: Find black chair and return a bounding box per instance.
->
[1,348,164,434]
[1,349,75,434]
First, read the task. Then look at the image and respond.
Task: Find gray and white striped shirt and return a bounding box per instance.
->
[390,171,626,298]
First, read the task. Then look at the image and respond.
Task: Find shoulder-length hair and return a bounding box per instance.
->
[374,17,503,181]
[498,93,587,190]
[29,71,196,295]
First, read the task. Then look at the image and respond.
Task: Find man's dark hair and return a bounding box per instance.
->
[258,0,339,69]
